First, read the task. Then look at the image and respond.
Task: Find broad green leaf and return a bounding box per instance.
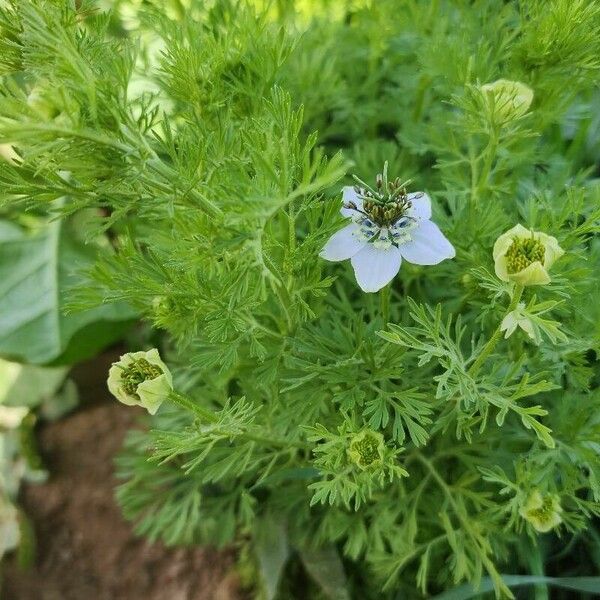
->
[299,545,350,600]
[254,513,290,600]
[0,358,67,408]
[0,219,136,365]
[431,575,600,600]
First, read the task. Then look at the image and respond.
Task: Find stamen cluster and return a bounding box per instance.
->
[345,165,416,228]
[505,237,545,274]
[362,193,412,228]
[121,358,163,398]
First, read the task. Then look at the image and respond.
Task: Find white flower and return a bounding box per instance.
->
[107,349,173,415]
[320,184,455,292]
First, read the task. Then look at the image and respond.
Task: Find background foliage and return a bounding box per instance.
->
[1,0,600,598]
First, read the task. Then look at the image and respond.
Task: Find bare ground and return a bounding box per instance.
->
[2,352,243,600]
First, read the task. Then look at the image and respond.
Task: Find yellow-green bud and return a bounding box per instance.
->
[0,144,19,165]
[107,349,173,415]
[481,79,534,121]
[519,490,562,533]
[347,430,385,470]
[493,224,563,286]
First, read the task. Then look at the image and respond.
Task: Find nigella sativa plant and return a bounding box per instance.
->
[320,165,455,292]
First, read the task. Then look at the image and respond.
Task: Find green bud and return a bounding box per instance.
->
[107,349,173,415]
[347,430,385,470]
[519,490,562,533]
[481,79,534,121]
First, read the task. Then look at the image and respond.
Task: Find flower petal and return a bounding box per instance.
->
[500,313,519,338]
[350,243,402,293]
[494,255,510,282]
[537,231,564,269]
[398,219,455,265]
[107,363,137,407]
[492,223,530,261]
[508,261,550,286]
[406,192,431,220]
[137,374,171,415]
[320,223,368,262]
[145,348,173,386]
[341,186,364,218]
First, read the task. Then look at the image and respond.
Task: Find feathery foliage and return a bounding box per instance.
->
[1,0,600,598]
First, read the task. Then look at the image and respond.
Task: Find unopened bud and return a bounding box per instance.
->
[348,430,385,470]
[519,490,562,533]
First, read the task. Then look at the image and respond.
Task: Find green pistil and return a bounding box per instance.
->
[121,358,163,398]
[350,433,382,468]
[363,197,411,228]
[351,165,415,227]
[505,237,545,273]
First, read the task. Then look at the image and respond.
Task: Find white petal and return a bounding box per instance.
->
[350,243,402,293]
[341,186,364,218]
[406,192,431,220]
[320,223,368,262]
[398,219,455,265]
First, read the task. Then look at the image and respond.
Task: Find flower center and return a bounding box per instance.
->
[121,358,163,398]
[527,496,555,521]
[524,494,560,528]
[346,166,422,246]
[505,237,545,273]
[363,196,412,228]
[349,432,382,468]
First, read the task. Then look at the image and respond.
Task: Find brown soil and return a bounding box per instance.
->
[1,351,243,600]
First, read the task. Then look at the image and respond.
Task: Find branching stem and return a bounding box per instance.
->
[380,284,391,326]
[168,392,310,450]
[468,283,524,378]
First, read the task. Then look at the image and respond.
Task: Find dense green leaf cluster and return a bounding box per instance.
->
[2,0,600,597]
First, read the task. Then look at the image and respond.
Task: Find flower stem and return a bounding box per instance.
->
[380,284,391,325]
[468,283,524,378]
[169,391,218,423]
[473,128,498,205]
[168,392,310,450]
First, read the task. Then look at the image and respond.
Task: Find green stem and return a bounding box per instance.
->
[476,130,498,197]
[8,124,222,217]
[274,283,294,333]
[468,283,524,378]
[285,200,297,299]
[243,431,308,450]
[170,391,217,423]
[168,392,310,450]
[380,284,391,325]
[414,453,512,598]
[411,74,432,121]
